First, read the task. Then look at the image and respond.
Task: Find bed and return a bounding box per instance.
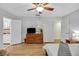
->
[68,44,79,56]
[43,44,59,56]
[43,43,79,56]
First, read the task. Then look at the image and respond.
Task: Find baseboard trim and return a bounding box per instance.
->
[11,42,24,46]
[44,42,55,44]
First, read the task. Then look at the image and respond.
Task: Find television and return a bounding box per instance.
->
[27,28,36,33]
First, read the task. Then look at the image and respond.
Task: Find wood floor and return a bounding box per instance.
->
[6,43,45,56]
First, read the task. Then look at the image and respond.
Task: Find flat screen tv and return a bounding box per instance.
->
[27,28,36,33]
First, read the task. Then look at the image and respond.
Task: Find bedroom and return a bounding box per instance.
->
[0,3,79,56]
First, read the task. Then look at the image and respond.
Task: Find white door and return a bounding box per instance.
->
[11,20,21,44]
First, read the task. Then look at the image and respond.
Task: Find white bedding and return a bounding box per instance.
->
[68,44,79,56]
[43,44,59,56]
[43,43,79,56]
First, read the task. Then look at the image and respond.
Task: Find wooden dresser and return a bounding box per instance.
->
[24,33,43,44]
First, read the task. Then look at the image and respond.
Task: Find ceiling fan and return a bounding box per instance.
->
[27,3,54,15]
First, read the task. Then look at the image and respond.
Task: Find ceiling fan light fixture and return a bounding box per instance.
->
[36,7,44,12]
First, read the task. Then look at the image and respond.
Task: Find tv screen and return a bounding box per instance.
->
[27,28,36,33]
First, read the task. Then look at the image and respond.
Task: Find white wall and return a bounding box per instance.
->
[61,16,70,42]
[0,16,3,48]
[61,9,79,41]
[69,10,79,33]
[22,16,61,42]
[53,18,61,39]
[11,20,22,44]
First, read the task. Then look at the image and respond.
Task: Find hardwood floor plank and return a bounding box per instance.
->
[6,43,45,56]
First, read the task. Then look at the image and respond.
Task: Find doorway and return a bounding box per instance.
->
[3,17,11,46]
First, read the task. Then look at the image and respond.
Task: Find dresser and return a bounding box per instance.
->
[24,33,43,44]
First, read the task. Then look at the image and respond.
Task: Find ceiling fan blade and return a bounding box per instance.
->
[44,7,54,11]
[43,3,48,6]
[32,3,37,6]
[27,8,36,11]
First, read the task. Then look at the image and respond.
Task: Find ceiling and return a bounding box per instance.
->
[0,3,79,17]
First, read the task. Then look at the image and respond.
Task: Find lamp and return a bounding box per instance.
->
[36,7,44,12]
